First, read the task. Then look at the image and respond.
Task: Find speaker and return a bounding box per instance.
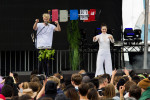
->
[15,71,31,82]
[60,71,96,81]
[60,70,79,75]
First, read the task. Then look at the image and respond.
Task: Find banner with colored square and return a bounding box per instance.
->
[59,10,68,22]
[84,9,96,22]
[89,9,96,21]
[70,10,78,20]
[80,9,88,20]
[52,9,58,22]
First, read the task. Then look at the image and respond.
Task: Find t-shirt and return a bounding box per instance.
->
[36,23,56,49]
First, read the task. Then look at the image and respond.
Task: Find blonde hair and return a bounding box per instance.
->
[78,70,86,74]
[42,13,50,19]
[47,76,60,87]
[22,82,29,89]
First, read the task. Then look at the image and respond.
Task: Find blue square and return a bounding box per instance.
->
[70,10,78,20]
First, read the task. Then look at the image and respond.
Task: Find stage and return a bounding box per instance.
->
[0,49,150,76]
[0,0,150,77]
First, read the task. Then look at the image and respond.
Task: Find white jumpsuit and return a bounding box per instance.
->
[94,33,114,77]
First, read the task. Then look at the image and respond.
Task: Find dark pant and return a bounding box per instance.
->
[38,49,51,76]
[39,58,50,76]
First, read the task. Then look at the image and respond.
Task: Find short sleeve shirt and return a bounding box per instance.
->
[36,23,56,49]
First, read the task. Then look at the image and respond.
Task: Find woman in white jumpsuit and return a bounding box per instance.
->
[93,24,114,77]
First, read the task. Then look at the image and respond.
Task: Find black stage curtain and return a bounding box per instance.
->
[0,0,122,50]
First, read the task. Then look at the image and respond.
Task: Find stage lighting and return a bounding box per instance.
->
[124,28,135,39]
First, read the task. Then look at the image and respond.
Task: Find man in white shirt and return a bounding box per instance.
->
[33,13,61,75]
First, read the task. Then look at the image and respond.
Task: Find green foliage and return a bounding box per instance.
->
[67,20,81,70]
[38,49,55,61]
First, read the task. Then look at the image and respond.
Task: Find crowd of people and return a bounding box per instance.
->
[0,68,149,100]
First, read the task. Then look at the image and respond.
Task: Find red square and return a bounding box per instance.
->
[52,9,58,22]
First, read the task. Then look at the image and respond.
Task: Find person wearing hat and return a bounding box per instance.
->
[138,77,150,100]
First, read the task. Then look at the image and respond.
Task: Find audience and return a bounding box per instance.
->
[124,81,136,98]
[103,83,120,99]
[19,94,32,100]
[64,88,79,100]
[97,76,108,96]
[53,73,61,80]
[4,76,18,96]
[82,76,90,83]
[0,76,4,94]
[87,88,99,100]
[128,85,141,100]
[0,68,150,100]
[78,83,89,100]
[102,74,111,83]
[39,97,52,100]
[132,75,141,84]
[18,88,37,99]
[89,78,99,89]
[29,82,41,93]
[38,81,57,100]
[138,77,150,100]
[1,85,13,100]
[55,93,69,100]
[71,73,82,91]
[47,76,63,94]
[22,82,29,89]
